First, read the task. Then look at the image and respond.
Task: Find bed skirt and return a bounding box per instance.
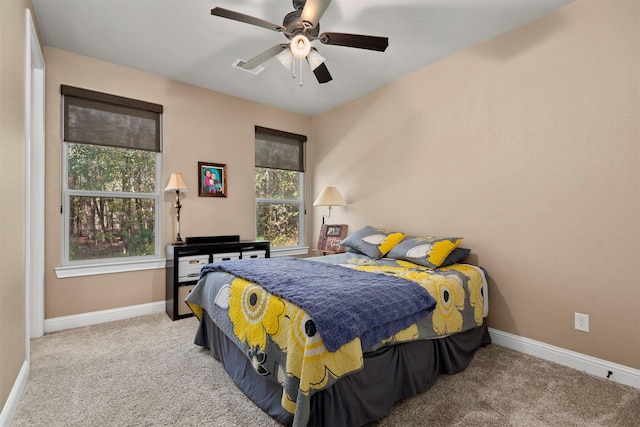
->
[195,311,491,426]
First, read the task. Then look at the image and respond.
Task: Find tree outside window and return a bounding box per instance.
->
[255,127,306,248]
[66,144,158,260]
[255,167,303,247]
[61,85,162,264]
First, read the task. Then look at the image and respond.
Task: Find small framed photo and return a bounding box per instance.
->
[198,162,227,198]
[317,224,348,252]
[326,225,343,237]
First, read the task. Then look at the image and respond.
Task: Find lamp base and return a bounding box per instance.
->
[173,191,186,245]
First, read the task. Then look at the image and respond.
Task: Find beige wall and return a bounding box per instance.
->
[0,0,36,412]
[311,0,639,369]
[6,4,636,416]
[43,47,312,318]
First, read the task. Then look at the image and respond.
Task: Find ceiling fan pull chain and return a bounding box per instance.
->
[299,58,304,87]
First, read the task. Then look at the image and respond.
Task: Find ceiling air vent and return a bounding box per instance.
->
[232,59,265,75]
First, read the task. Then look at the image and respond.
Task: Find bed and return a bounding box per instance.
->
[186,229,490,427]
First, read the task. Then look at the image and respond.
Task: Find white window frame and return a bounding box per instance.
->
[254,126,308,256]
[255,171,307,257]
[57,145,163,278]
[55,90,164,278]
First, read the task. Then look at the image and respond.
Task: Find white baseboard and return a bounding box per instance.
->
[0,361,29,427]
[44,301,166,333]
[489,328,640,389]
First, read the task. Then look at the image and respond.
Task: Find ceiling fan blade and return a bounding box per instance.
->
[211,7,286,33]
[243,44,289,70]
[319,32,389,52]
[300,0,332,28]
[311,62,333,84]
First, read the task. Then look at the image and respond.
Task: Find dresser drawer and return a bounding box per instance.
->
[213,252,240,262]
[243,249,266,260]
[178,255,209,283]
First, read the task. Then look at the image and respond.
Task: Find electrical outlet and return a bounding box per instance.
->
[575,312,589,332]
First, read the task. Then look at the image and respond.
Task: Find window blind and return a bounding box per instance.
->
[61,85,163,152]
[255,126,306,172]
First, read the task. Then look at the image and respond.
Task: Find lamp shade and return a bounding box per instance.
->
[164,173,189,192]
[313,186,347,207]
[276,48,294,70]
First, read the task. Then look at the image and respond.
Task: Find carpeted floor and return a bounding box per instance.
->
[11,313,640,426]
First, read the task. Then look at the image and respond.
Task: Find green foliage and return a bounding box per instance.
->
[255,167,299,199]
[67,143,155,192]
[255,167,301,247]
[256,202,300,247]
[67,143,157,261]
[68,196,156,260]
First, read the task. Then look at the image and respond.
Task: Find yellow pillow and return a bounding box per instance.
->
[387,236,463,269]
[339,226,406,259]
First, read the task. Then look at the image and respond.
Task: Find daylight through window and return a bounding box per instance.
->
[255,126,306,248]
[61,85,163,264]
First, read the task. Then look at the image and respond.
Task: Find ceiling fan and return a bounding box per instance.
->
[211,0,389,84]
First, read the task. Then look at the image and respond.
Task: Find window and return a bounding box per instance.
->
[255,126,306,249]
[61,85,163,266]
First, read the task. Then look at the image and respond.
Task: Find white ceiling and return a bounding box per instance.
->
[32,0,574,116]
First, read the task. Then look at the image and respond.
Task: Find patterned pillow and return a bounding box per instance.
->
[387,236,463,269]
[439,247,471,267]
[339,226,406,259]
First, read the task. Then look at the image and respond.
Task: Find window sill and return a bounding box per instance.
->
[55,258,166,279]
[55,247,309,278]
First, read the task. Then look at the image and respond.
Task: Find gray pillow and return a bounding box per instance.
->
[386,236,463,269]
[439,247,471,267]
[339,225,406,259]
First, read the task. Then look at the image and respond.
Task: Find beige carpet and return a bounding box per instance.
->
[11,313,640,426]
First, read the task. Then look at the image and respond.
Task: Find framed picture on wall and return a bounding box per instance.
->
[198,162,227,197]
[317,224,348,253]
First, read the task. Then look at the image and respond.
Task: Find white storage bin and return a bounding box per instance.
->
[178,254,209,283]
[213,252,240,262]
[178,285,195,315]
[243,250,266,260]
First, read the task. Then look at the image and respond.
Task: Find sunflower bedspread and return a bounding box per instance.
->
[186,252,488,427]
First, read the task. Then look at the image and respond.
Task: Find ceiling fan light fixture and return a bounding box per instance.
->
[276,48,294,70]
[307,49,326,71]
[210,3,388,85]
[290,34,311,58]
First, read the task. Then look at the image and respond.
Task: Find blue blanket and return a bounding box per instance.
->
[199,257,437,352]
